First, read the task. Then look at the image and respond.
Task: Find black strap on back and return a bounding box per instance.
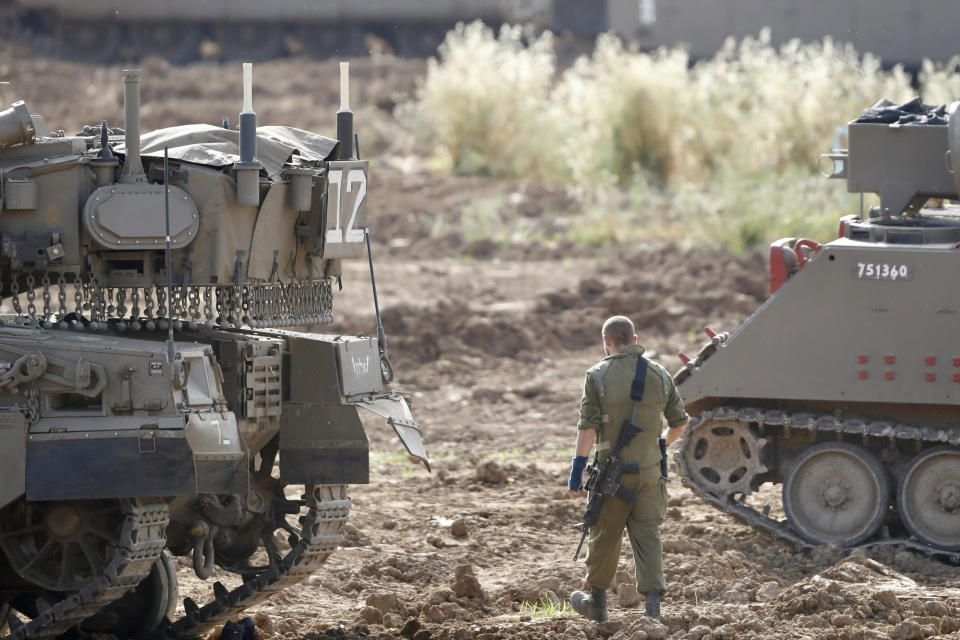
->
[631,355,648,401]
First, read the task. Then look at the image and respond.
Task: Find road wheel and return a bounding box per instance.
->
[783,442,889,546]
[896,446,960,551]
[81,550,178,636]
[0,499,127,592]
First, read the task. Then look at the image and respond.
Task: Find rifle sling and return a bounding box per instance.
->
[613,484,638,506]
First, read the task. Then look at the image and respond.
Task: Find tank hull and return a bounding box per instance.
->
[677,233,960,561]
[0,66,428,638]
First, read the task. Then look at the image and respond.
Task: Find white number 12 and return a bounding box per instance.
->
[326,168,366,244]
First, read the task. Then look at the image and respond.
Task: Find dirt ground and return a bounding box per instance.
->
[2,41,959,640]
[179,176,960,640]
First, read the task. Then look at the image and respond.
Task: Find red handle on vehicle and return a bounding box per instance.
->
[794,239,823,267]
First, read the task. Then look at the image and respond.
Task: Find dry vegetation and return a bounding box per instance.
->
[402,22,960,249]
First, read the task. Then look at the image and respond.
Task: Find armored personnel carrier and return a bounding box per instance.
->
[675,98,960,561]
[0,64,428,638]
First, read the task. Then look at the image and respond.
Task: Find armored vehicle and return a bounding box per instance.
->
[675,98,960,561]
[0,63,428,638]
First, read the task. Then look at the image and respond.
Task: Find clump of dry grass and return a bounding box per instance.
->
[398,21,564,180]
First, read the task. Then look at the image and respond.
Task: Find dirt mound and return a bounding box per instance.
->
[368,243,767,371]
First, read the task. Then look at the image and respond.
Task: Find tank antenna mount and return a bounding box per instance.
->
[119,69,146,183]
[233,63,262,206]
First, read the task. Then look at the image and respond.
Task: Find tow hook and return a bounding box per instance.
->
[189,520,215,580]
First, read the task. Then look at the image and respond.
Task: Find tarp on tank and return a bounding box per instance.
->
[115,124,339,177]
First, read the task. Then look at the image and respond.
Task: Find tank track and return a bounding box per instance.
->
[165,485,350,639]
[2,501,169,640]
[676,405,960,564]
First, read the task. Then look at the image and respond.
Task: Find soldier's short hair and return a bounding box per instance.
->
[602,316,635,347]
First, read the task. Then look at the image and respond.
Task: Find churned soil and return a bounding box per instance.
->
[173,242,960,640]
[2,40,958,640]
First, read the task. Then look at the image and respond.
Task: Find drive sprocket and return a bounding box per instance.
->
[678,414,768,497]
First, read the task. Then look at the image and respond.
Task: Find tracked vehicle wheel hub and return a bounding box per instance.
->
[46,504,82,540]
[821,482,850,509]
[937,481,959,511]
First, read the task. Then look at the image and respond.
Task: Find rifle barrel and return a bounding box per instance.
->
[573,529,588,561]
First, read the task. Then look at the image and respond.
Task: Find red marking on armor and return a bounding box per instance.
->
[858,354,868,364]
[769,244,790,294]
[953,357,960,367]
[954,373,960,382]
[885,371,895,380]
[926,372,936,382]
[926,356,936,366]
[704,327,717,339]
[858,370,868,380]
[678,352,691,364]
[884,355,894,364]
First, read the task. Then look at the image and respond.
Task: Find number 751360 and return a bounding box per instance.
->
[856,263,909,280]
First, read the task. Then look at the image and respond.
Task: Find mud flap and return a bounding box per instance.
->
[356,394,430,472]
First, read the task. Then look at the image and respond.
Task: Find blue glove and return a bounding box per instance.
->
[569,455,588,491]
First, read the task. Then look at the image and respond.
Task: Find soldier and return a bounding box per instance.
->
[568,315,687,622]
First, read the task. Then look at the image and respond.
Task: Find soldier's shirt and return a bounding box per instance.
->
[577,344,687,469]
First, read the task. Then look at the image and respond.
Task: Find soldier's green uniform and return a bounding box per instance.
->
[577,344,687,594]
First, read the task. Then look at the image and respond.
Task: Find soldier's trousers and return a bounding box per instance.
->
[584,462,667,594]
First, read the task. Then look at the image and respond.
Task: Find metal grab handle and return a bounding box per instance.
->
[818,152,848,179]
[794,239,823,267]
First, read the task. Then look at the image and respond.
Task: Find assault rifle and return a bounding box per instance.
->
[572,419,643,561]
[659,437,668,478]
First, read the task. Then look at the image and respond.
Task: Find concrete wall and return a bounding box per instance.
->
[608,0,959,68]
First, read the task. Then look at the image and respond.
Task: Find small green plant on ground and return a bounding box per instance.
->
[519,596,574,618]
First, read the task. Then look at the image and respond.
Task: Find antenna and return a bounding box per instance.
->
[336,62,354,160]
[164,146,175,364]
[365,230,387,356]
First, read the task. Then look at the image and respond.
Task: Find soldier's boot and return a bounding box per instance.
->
[645,591,661,619]
[569,586,608,622]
